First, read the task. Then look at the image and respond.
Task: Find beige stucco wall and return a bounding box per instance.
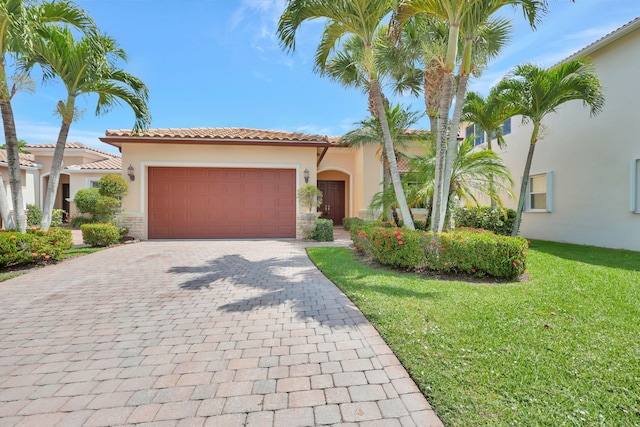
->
[120,143,317,240]
[0,168,37,210]
[496,27,640,251]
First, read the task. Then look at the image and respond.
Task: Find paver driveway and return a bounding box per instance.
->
[0,240,443,427]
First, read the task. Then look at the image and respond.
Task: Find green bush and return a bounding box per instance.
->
[453,206,516,236]
[343,217,364,231]
[26,204,43,227]
[311,219,334,242]
[81,223,121,247]
[0,227,73,267]
[51,209,65,227]
[70,215,96,228]
[352,226,425,269]
[94,196,120,221]
[351,224,528,279]
[98,174,129,199]
[74,188,101,216]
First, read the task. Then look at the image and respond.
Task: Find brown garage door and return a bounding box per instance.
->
[148,167,296,239]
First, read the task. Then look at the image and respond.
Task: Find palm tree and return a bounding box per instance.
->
[0,0,95,231]
[341,103,428,222]
[496,59,604,236]
[23,27,151,230]
[277,0,416,229]
[393,0,546,232]
[405,136,514,220]
[462,87,516,207]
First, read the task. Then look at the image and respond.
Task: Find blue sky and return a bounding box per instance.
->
[9,0,640,154]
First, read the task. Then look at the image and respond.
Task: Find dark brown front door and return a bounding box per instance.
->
[148,167,296,239]
[317,180,345,226]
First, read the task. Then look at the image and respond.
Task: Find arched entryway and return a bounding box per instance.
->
[41,173,71,220]
[317,169,351,226]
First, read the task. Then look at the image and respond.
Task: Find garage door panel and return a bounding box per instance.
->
[148,167,296,239]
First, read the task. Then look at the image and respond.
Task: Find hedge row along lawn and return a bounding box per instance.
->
[307,241,640,427]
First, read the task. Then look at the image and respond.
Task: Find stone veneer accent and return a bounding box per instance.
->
[122,215,145,239]
[296,212,320,240]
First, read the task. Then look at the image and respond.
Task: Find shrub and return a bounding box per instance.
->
[311,219,334,242]
[0,227,73,267]
[351,224,528,279]
[26,204,43,227]
[81,223,121,247]
[94,196,120,221]
[74,188,101,216]
[453,206,516,235]
[424,228,528,279]
[343,217,364,231]
[70,215,96,228]
[297,184,323,213]
[98,174,128,199]
[51,209,65,227]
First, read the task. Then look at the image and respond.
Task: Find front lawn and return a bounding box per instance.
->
[307,240,640,427]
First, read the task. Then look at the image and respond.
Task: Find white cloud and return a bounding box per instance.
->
[294,124,334,136]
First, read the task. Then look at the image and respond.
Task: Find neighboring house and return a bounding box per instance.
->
[0,142,121,222]
[100,128,427,240]
[0,150,41,212]
[465,17,640,251]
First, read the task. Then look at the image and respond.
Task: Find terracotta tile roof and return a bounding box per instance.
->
[0,149,37,168]
[105,127,330,143]
[65,156,122,171]
[25,142,118,158]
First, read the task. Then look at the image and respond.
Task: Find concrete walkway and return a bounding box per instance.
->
[0,238,443,426]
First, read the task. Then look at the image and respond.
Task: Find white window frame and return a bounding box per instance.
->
[631,158,640,213]
[526,171,553,212]
[86,178,100,189]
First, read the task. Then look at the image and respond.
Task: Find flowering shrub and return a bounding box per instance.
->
[425,228,528,278]
[351,225,528,279]
[0,227,73,267]
[81,223,121,247]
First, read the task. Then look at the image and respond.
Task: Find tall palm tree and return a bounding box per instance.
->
[0,0,95,231]
[341,103,427,222]
[277,0,416,229]
[393,0,546,232]
[496,59,604,236]
[23,27,151,230]
[405,136,514,219]
[462,87,516,207]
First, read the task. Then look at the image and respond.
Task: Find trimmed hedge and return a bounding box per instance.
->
[351,224,528,279]
[81,223,121,247]
[0,227,73,267]
[311,219,334,242]
[453,206,516,236]
[342,217,364,231]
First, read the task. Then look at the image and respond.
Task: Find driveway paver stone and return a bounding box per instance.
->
[0,239,444,426]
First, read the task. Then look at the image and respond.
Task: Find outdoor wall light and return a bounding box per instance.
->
[127,164,135,181]
[303,168,310,184]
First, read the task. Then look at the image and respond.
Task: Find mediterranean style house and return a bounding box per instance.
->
[0,142,122,221]
[100,128,425,240]
[467,17,640,251]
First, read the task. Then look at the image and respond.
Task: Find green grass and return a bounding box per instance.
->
[307,240,640,427]
[0,271,26,281]
[61,246,104,259]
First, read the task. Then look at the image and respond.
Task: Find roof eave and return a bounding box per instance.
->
[563,17,640,63]
[99,136,332,148]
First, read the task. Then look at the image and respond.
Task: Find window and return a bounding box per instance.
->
[465,124,485,147]
[632,159,640,213]
[88,179,100,188]
[502,117,511,136]
[527,172,553,212]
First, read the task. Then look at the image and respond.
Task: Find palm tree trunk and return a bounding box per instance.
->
[486,132,497,208]
[382,152,392,222]
[512,122,540,237]
[370,78,414,230]
[0,172,14,229]
[0,99,25,232]
[42,99,74,230]
[430,67,454,232]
